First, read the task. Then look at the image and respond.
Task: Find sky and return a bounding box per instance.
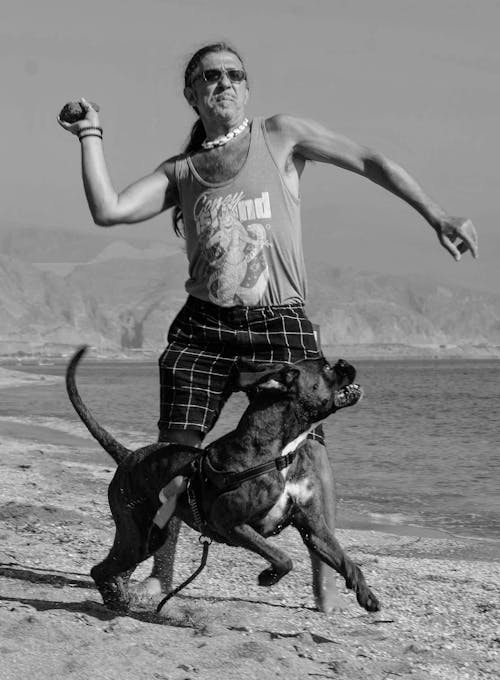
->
[3,0,499,294]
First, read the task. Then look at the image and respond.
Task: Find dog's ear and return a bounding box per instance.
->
[235,361,300,394]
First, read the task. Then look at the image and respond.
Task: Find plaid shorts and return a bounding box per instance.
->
[158,295,324,444]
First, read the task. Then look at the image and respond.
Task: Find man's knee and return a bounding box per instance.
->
[158,428,204,447]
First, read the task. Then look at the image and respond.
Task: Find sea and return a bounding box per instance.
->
[1,357,499,541]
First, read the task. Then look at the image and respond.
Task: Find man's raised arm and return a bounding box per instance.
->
[269,114,478,261]
[58,97,177,227]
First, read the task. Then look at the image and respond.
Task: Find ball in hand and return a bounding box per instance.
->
[59,101,100,124]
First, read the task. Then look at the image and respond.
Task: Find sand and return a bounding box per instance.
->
[0,369,499,680]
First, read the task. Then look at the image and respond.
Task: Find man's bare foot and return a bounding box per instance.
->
[129,577,165,607]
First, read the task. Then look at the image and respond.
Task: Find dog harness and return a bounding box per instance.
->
[154,447,299,615]
[153,447,299,533]
[202,448,298,491]
[187,447,300,532]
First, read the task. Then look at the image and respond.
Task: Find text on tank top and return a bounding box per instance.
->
[175,117,307,307]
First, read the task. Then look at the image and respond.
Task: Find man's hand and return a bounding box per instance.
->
[57,97,101,136]
[434,216,478,261]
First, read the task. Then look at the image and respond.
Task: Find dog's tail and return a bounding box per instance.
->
[65,345,132,465]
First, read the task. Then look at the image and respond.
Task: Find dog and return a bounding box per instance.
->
[66,346,380,614]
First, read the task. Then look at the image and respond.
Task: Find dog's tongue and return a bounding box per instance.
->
[333,383,363,409]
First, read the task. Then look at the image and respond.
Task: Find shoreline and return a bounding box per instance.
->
[0,365,62,388]
[337,509,500,547]
[1,344,500,367]
[1,365,498,547]
[1,416,499,556]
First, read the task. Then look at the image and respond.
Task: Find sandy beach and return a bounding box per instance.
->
[0,368,499,680]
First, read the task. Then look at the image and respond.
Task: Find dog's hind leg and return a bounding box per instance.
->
[91,516,148,611]
[219,523,293,586]
[294,515,380,613]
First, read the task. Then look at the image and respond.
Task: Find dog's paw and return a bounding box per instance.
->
[258,566,290,587]
[97,587,131,612]
[333,383,363,410]
[103,598,131,613]
[357,587,381,613]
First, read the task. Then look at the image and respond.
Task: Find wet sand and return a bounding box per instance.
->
[0,371,499,679]
[0,365,61,389]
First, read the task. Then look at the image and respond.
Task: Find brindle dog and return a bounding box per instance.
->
[66,346,380,614]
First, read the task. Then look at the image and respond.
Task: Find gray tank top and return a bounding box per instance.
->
[175,117,307,307]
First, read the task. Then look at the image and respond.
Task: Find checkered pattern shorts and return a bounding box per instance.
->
[158,295,324,445]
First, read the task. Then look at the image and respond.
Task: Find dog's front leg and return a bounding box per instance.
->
[217,523,293,586]
[294,514,380,613]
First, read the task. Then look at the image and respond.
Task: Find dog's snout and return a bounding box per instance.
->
[333,359,356,382]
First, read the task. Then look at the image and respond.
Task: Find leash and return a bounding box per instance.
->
[156,534,212,614]
[186,473,205,530]
[156,466,212,614]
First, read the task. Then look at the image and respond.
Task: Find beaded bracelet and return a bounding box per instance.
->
[78,126,103,139]
[78,132,103,141]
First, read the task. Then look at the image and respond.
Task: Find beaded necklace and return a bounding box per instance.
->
[201,118,249,150]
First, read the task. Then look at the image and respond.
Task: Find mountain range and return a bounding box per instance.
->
[1,225,499,357]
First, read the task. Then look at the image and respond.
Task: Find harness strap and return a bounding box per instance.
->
[203,449,298,491]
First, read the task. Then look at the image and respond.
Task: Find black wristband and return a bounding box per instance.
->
[78,126,103,139]
[78,132,103,141]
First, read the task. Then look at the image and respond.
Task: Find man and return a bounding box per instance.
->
[58,42,478,613]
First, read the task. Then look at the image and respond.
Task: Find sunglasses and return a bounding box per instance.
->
[192,67,247,85]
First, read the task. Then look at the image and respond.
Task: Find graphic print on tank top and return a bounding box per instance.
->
[194,189,272,306]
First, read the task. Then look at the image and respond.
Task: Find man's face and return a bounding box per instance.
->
[184,51,249,123]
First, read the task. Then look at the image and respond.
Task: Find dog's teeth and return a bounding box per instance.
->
[333,384,363,409]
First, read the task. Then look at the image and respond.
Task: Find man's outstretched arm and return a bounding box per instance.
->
[268,114,478,261]
[58,97,177,227]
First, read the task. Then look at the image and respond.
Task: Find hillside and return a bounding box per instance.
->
[0,224,167,263]
[0,225,499,357]
[0,255,115,354]
[306,264,500,350]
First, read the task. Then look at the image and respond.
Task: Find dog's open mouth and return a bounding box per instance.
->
[333,383,363,409]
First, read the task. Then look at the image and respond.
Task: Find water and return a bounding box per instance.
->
[1,358,499,540]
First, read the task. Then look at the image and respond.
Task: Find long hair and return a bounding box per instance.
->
[172,42,246,237]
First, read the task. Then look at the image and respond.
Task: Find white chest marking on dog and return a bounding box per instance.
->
[282,431,309,457]
[279,420,325,479]
[282,420,325,456]
[260,422,324,531]
[261,478,315,531]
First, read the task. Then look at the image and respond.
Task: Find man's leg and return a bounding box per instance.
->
[303,437,344,614]
[142,297,236,597]
[246,306,342,611]
[134,428,203,598]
